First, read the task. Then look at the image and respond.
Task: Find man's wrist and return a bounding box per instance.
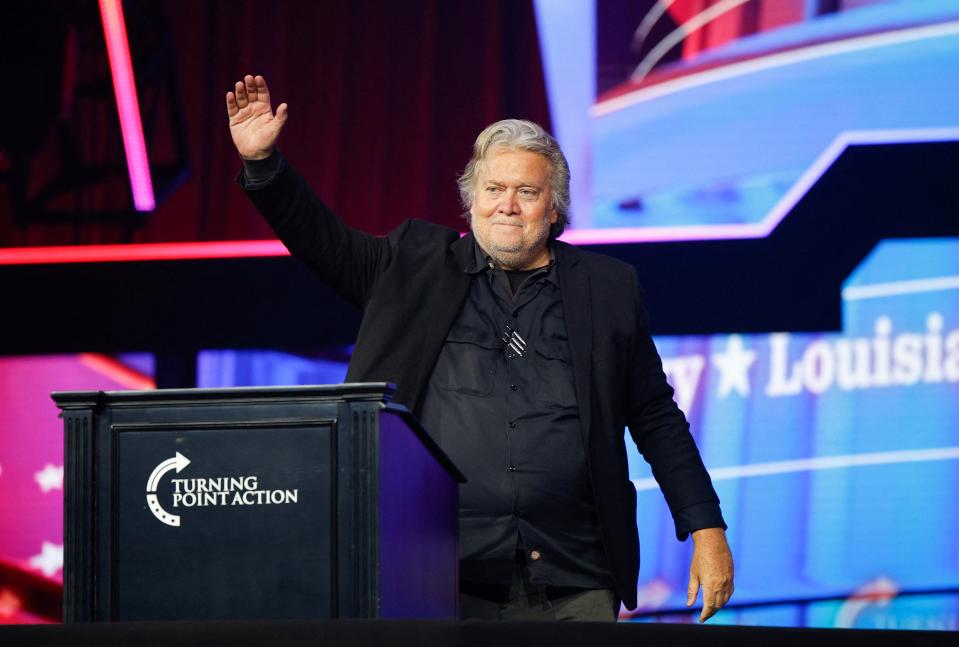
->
[691,527,726,544]
[240,147,276,162]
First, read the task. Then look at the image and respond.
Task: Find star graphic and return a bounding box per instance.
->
[35,464,64,493]
[28,542,63,578]
[710,334,757,398]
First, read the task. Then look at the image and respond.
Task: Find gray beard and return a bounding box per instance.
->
[472,219,552,270]
[484,245,543,270]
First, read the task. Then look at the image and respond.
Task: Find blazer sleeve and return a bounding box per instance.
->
[624,269,727,540]
[238,153,392,309]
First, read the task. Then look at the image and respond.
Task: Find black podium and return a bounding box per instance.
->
[53,383,463,622]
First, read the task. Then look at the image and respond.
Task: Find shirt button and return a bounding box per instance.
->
[530,550,541,561]
[508,422,516,429]
[510,384,518,391]
[508,465,516,472]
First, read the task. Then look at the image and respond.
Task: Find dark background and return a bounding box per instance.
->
[0,0,550,246]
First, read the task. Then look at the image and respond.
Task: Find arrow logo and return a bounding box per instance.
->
[145,452,191,527]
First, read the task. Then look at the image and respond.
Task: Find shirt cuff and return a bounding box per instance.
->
[238,151,284,189]
[673,502,727,541]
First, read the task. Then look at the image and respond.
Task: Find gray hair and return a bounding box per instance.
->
[458,119,570,239]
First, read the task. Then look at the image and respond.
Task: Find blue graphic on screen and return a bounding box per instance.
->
[197,349,349,388]
[535,0,959,235]
[628,238,959,629]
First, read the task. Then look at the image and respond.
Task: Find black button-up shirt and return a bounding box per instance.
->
[419,242,613,589]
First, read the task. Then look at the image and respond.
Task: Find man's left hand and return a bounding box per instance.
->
[686,527,734,623]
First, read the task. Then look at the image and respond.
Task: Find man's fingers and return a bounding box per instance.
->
[275,102,288,124]
[226,91,238,117]
[699,604,718,623]
[702,585,718,613]
[721,583,735,607]
[234,81,248,108]
[255,75,270,105]
[699,586,719,623]
[698,584,733,622]
[232,75,274,115]
[685,573,700,607]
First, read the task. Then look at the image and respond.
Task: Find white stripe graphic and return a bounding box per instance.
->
[631,0,753,82]
[633,0,676,47]
[842,275,959,300]
[632,446,959,491]
[595,19,959,116]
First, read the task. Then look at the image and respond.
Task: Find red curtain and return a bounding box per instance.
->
[0,0,551,246]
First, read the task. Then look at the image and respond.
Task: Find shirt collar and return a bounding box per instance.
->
[465,239,558,286]
[464,238,490,275]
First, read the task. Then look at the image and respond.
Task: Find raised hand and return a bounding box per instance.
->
[225,74,288,160]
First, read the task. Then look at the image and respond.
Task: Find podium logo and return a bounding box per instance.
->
[146,452,191,527]
[145,452,299,527]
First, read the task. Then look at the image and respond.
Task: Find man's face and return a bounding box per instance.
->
[469,148,558,270]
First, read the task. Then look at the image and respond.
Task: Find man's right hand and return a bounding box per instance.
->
[226,74,288,160]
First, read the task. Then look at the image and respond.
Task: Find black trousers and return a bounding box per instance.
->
[459,554,618,622]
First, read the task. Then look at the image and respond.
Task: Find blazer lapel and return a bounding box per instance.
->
[555,241,593,449]
[410,233,474,413]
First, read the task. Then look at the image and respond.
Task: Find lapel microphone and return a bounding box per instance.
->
[503,323,527,359]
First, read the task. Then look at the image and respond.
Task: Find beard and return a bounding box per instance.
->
[475,219,552,270]
[485,243,542,270]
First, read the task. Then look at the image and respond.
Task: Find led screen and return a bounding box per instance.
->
[628,238,959,628]
[536,0,959,240]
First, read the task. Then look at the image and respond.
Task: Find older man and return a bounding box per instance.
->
[227,74,733,622]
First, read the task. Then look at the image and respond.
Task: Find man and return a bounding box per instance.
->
[227,74,733,622]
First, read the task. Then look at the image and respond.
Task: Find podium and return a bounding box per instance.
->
[53,383,463,622]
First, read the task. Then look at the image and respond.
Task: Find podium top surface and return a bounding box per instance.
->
[51,382,396,409]
[51,381,467,483]
[50,382,466,483]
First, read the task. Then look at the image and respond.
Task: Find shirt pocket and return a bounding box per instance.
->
[533,337,577,408]
[440,322,502,397]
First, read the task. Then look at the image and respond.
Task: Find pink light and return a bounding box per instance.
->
[0,240,289,266]
[560,222,768,246]
[78,354,156,390]
[98,0,155,211]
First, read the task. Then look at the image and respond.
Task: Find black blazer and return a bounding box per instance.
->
[242,160,724,609]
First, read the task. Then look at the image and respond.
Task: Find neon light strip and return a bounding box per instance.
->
[632,446,959,491]
[595,19,959,116]
[0,240,288,265]
[98,0,154,211]
[559,221,767,245]
[79,353,156,390]
[842,275,959,301]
